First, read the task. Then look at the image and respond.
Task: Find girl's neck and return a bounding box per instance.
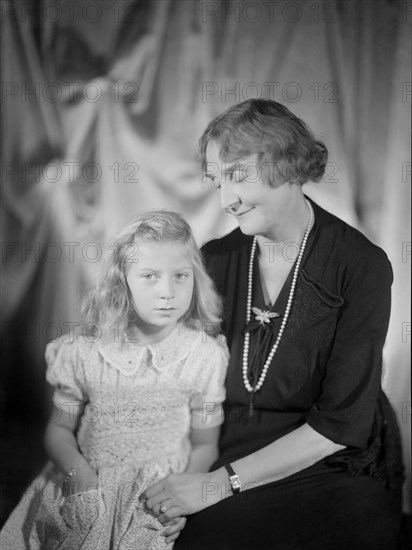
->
[131,321,179,346]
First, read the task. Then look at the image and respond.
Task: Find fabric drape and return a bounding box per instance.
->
[1,0,410,510]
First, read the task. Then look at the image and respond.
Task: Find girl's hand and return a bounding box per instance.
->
[162,516,187,544]
[143,472,222,524]
[60,489,104,532]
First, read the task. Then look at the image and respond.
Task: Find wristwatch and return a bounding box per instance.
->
[224,464,241,494]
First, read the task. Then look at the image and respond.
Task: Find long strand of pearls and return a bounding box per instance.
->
[242,200,314,393]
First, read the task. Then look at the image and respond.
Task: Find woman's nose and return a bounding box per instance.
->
[220,181,240,212]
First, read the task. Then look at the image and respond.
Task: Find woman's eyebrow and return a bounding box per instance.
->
[223,160,253,174]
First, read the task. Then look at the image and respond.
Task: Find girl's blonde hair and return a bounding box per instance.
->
[82,210,222,342]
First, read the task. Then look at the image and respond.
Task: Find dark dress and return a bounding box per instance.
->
[176,198,403,550]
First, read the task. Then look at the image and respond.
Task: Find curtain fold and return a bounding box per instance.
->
[1,0,410,508]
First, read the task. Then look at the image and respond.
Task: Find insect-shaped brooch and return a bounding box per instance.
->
[252,307,280,326]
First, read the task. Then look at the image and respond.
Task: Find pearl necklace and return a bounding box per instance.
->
[242,200,314,394]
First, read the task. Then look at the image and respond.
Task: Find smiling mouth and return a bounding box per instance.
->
[234,208,254,217]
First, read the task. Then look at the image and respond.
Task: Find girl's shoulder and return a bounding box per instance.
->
[45,332,99,366]
[177,325,229,371]
[179,324,228,354]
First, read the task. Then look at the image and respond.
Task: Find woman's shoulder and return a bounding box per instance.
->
[201,227,252,257]
[310,199,392,274]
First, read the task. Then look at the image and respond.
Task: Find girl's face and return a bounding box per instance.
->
[125,240,194,343]
[205,140,295,240]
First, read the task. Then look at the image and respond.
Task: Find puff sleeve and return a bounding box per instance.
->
[45,336,88,407]
[189,336,229,430]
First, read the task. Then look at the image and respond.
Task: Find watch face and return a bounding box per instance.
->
[231,476,241,490]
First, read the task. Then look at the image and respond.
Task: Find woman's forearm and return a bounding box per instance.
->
[143,423,346,519]
[210,423,345,493]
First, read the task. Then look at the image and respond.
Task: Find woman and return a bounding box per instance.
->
[144,99,404,549]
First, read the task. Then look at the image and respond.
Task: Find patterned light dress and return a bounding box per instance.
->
[0,324,228,550]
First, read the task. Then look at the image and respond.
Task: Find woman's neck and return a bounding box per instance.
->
[256,192,312,261]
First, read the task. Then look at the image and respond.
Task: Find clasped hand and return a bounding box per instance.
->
[142,471,219,542]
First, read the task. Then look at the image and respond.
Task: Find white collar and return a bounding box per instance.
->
[97,324,198,376]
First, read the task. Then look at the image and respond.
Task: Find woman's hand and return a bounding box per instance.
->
[143,472,222,524]
[162,516,187,544]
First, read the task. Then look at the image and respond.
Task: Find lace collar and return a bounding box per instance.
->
[97,323,197,376]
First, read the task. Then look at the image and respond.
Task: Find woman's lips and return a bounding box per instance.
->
[234,207,254,217]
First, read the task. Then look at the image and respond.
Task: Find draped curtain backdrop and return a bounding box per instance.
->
[1,0,410,512]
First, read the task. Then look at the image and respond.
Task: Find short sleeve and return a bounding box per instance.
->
[189,336,229,430]
[45,336,88,406]
[306,247,393,447]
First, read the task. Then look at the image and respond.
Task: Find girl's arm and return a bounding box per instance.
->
[157,426,220,543]
[186,426,220,473]
[44,406,98,494]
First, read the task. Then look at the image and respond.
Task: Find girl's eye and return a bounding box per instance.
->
[141,273,156,280]
[175,273,188,280]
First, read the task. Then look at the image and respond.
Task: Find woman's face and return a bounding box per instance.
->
[204,141,296,239]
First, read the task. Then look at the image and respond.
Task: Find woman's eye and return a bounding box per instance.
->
[231,172,246,183]
[175,273,188,280]
[141,274,156,280]
[205,174,221,189]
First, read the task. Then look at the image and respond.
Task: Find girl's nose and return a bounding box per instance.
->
[158,279,175,299]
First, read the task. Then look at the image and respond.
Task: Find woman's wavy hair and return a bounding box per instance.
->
[82,211,222,342]
[199,99,328,186]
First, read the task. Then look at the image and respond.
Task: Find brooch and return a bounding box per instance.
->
[252,307,280,326]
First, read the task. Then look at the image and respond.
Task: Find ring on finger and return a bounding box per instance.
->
[159,503,167,514]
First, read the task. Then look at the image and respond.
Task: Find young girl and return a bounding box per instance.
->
[0,211,229,549]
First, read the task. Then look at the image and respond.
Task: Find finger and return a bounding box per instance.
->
[145,492,167,511]
[162,516,187,537]
[158,498,174,515]
[158,506,184,524]
[142,480,164,500]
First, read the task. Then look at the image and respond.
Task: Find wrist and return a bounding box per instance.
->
[204,468,234,505]
[63,463,98,495]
